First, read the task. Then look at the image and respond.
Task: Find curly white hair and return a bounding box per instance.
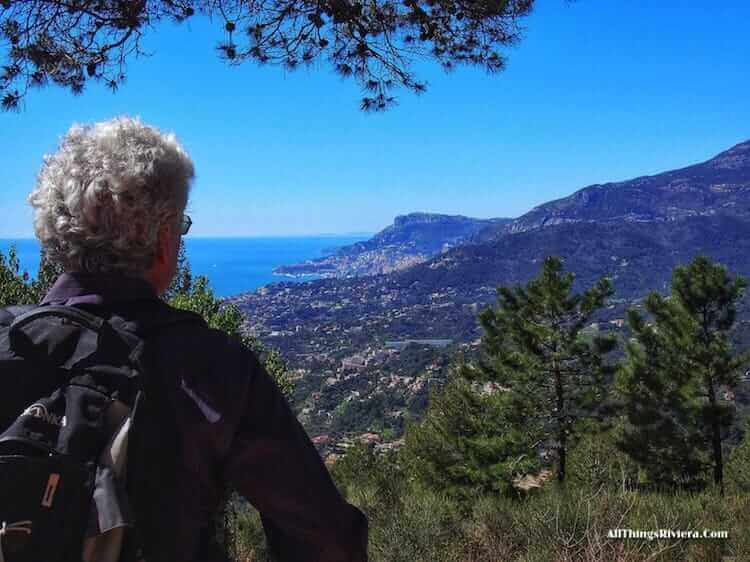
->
[28,116,194,274]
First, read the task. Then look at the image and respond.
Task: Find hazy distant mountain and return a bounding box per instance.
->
[274,212,512,278]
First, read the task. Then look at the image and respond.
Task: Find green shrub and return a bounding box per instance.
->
[223,497,268,562]
[726,418,750,494]
[369,484,460,562]
[0,246,43,306]
[567,423,640,493]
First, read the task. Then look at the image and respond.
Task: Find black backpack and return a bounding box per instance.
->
[0,304,155,562]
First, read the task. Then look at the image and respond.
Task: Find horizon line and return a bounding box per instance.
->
[0,233,376,241]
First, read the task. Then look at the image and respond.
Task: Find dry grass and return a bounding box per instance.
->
[224,482,748,562]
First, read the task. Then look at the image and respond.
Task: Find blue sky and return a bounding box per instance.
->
[1,0,748,237]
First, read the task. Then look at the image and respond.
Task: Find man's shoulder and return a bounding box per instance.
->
[136,301,242,349]
[133,299,207,331]
[132,302,266,425]
[135,300,263,374]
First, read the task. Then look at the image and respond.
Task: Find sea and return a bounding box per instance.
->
[0,236,369,298]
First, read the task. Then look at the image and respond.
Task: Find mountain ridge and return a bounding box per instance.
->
[470,139,750,240]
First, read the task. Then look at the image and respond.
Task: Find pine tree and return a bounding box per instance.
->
[617,256,747,494]
[402,375,541,500]
[463,256,616,484]
[1,0,536,111]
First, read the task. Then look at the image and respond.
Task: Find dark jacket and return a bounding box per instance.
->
[41,272,368,562]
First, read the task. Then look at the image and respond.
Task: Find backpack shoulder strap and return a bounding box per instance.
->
[7,302,204,365]
[0,304,37,328]
[9,305,110,370]
[106,305,207,562]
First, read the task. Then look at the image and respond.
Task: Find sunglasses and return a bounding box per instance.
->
[180,214,192,236]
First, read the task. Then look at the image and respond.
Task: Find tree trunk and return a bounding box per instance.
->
[707,376,725,496]
[555,366,566,483]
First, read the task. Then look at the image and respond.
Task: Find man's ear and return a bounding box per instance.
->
[154,223,172,266]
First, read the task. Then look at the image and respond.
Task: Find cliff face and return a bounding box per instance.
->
[274,213,512,278]
[341,212,507,254]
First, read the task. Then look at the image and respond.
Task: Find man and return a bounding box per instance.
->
[26,117,368,561]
